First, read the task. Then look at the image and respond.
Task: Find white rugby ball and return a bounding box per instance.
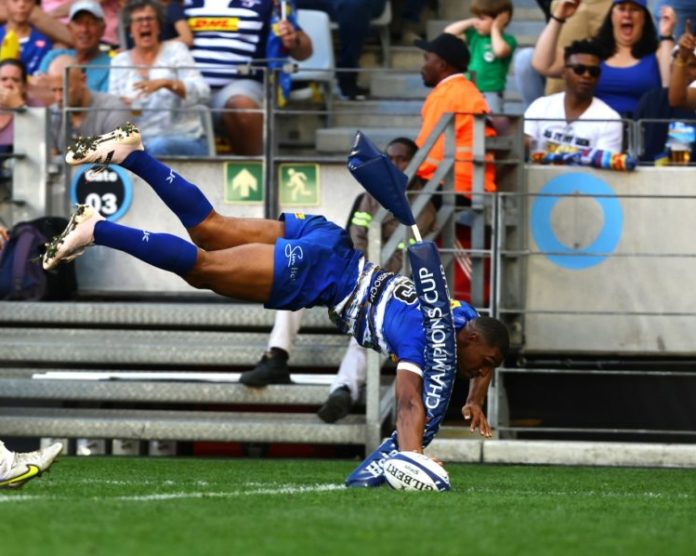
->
[384,451,451,492]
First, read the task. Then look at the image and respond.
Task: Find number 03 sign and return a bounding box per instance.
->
[69,166,133,222]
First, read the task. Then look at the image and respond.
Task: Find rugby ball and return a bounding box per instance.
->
[384,451,451,492]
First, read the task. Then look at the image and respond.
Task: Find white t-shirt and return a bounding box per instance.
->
[524,92,623,153]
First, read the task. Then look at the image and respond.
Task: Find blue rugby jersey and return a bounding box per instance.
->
[0,27,52,76]
[184,0,290,87]
[330,258,479,375]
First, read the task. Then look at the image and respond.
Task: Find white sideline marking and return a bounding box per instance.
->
[116,483,345,501]
[0,483,345,503]
[459,486,693,499]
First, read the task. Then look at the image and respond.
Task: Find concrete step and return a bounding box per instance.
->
[370,72,429,99]
[438,1,470,20]
[0,407,368,444]
[332,99,422,127]
[0,301,334,330]
[0,327,350,367]
[389,46,425,71]
[0,375,393,405]
[316,126,419,154]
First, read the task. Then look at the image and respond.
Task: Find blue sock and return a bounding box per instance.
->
[94,221,198,276]
[121,150,213,229]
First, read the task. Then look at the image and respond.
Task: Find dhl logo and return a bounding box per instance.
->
[188,17,239,31]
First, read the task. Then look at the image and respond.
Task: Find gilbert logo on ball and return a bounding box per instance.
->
[384,451,451,492]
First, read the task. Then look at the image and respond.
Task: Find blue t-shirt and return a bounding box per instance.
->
[595,55,661,117]
[0,27,52,76]
[38,49,111,92]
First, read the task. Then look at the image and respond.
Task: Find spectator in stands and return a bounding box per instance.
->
[637,41,696,161]
[515,0,611,110]
[185,0,312,155]
[109,0,211,156]
[47,54,127,156]
[37,1,111,93]
[649,0,696,38]
[0,0,53,76]
[332,0,387,100]
[159,0,192,46]
[43,0,121,48]
[239,138,438,424]
[124,0,193,49]
[295,0,387,100]
[533,0,676,118]
[444,0,517,113]
[0,58,40,153]
[525,39,623,156]
[668,19,696,109]
[0,0,72,46]
[414,33,496,198]
[0,440,62,489]
[44,127,510,446]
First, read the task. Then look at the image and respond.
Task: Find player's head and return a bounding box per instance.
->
[455,316,509,378]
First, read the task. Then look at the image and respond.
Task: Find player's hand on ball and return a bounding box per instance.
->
[462,402,492,437]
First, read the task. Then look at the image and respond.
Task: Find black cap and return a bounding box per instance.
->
[415,33,470,72]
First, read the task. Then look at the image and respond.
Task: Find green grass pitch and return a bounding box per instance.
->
[1,457,695,556]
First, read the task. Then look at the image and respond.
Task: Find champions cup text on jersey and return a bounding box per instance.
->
[184,0,288,87]
[266,213,479,376]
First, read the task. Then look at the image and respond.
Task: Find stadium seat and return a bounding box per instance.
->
[327,1,392,67]
[290,10,335,113]
[371,0,392,67]
[193,104,216,156]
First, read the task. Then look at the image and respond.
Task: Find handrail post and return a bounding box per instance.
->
[365,215,384,452]
[471,114,487,307]
[12,107,49,222]
[264,67,277,218]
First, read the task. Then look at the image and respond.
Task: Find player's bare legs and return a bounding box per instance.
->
[185,243,276,302]
[187,211,284,252]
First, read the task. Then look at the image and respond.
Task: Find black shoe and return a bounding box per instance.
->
[317,386,352,423]
[239,354,292,387]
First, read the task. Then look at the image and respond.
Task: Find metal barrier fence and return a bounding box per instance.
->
[6,63,696,445]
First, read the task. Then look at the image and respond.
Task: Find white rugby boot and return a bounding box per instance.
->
[0,441,63,489]
[42,204,105,271]
[65,122,144,167]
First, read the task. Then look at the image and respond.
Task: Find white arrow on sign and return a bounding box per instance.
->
[231,168,258,198]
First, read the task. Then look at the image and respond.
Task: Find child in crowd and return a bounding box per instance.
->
[0,0,52,75]
[444,0,517,113]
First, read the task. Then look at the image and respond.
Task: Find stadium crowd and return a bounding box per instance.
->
[0,0,692,160]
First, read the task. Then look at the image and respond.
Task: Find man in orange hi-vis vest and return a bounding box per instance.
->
[414,33,496,196]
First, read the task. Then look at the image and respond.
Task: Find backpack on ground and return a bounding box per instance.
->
[0,216,77,300]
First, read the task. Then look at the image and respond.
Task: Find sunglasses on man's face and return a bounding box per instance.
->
[565,64,601,78]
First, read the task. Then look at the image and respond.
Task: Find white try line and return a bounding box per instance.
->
[0,483,346,503]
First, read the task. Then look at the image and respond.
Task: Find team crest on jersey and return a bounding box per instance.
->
[294,213,305,219]
[188,17,240,31]
[394,283,417,304]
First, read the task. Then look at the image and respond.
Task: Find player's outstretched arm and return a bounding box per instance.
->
[462,369,493,438]
[395,369,426,452]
